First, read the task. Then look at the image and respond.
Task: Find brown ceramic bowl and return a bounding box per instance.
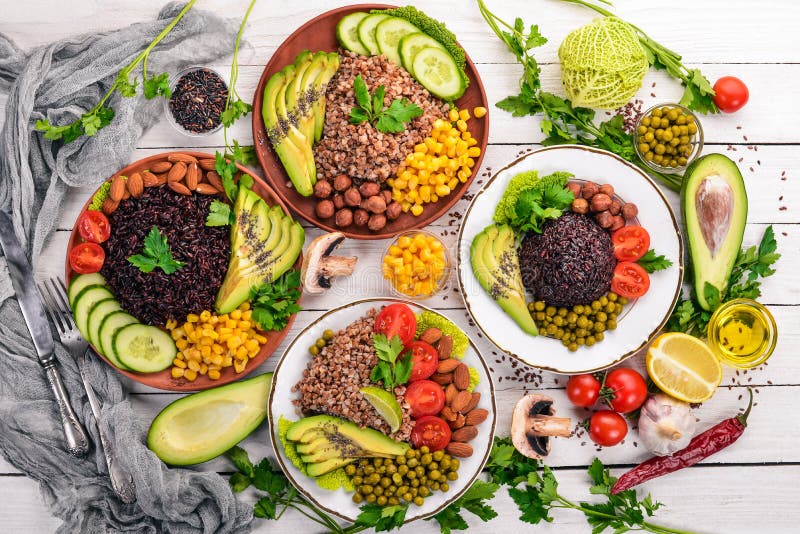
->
[65,151,302,391]
[252,4,489,239]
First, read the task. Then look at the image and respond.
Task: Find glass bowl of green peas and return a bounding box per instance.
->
[634,103,703,174]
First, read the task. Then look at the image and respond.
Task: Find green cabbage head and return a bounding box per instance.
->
[558,17,648,109]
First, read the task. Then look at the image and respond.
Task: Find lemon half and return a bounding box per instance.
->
[646,333,723,403]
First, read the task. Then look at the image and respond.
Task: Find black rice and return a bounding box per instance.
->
[101,185,230,325]
[518,212,616,307]
[168,68,228,133]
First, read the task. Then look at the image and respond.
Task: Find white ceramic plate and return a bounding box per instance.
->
[457,145,683,374]
[268,298,497,524]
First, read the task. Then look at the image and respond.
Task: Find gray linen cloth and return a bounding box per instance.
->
[0,3,253,532]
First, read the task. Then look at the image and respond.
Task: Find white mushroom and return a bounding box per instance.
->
[300,232,357,294]
[511,393,573,459]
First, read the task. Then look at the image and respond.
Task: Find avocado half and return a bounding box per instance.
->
[147,373,273,465]
[681,154,747,310]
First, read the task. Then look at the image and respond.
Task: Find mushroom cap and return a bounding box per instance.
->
[300,232,347,293]
[511,393,554,459]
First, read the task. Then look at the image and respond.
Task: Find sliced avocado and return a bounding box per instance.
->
[306,457,354,477]
[147,373,272,465]
[295,436,331,455]
[287,50,316,142]
[681,154,748,310]
[313,53,340,142]
[286,415,409,457]
[294,51,327,143]
[471,224,539,336]
[276,66,316,184]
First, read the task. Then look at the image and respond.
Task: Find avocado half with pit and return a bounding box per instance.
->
[147,373,272,465]
[681,154,747,310]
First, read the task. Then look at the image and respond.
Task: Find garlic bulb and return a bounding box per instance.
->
[637,394,696,456]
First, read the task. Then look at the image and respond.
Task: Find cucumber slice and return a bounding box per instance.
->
[375,17,420,65]
[113,324,176,373]
[357,14,389,56]
[73,286,114,341]
[87,298,122,349]
[98,311,138,370]
[336,12,370,56]
[68,273,106,308]
[411,47,467,100]
[399,33,447,76]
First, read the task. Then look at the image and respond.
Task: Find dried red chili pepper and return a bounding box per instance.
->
[611,388,754,494]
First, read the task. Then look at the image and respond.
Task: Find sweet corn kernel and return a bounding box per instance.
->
[448,109,459,121]
[473,106,487,118]
[410,204,424,216]
[459,109,471,121]
[175,338,188,350]
[184,369,197,381]
[172,358,186,369]
[187,359,200,372]
[171,367,184,379]
[208,369,221,380]
[186,313,199,323]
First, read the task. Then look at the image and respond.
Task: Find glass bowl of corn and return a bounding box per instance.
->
[382,230,451,300]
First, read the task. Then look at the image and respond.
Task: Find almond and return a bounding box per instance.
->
[437,359,460,374]
[154,173,168,186]
[122,188,131,200]
[150,161,172,173]
[445,442,473,458]
[465,408,489,426]
[440,405,457,422]
[168,180,191,196]
[448,413,466,430]
[437,335,453,359]
[168,153,197,163]
[420,327,442,344]
[453,363,470,390]
[109,176,126,201]
[198,158,216,171]
[444,383,458,405]
[430,372,453,386]
[451,390,472,413]
[451,425,478,443]
[126,172,144,198]
[141,170,160,187]
[101,197,119,215]
[206,170,225,192]
[185,163,200,190]
[463,392,481,413]
[167,161,187,183]
[195,183,220,195]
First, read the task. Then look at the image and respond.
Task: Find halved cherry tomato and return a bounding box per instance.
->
[77,210,111,244]
[69,242,105,274]
[604,368,648,413]
[589,410,628,447]
[713,76,749,113]
[406,340,438,382]
[375,303,417,345]
[611,226,650,262]
[404,380,445,418]
[611,261,650,299]
[566,374,601,408]
[410,415,451,451]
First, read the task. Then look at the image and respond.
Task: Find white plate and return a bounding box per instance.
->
[457,145,683,374]
[268,298,497,524]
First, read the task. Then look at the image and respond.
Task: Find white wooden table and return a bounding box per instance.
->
[2,1,799,532]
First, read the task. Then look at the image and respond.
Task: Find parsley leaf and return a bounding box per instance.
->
[636,249,674,273]
[220,99,253,128]
[205,200,233,227]
[127,226,185,274]
[485,437,539,486]
[510,181,574,234]
[354,504,408,532]
[227,445,254,477]
[427,479,499,533]
[250,270,302,332]
[349,75,423,133]
[143,72,172,99]
[253,458,287,495]
[370,334,412,392]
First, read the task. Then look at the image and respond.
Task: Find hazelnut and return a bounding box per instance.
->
[353,208,370,226]
[609,199,622,216]
[343,187,361,207]
[333,174,352,191]
[567,182,582,197]
[621,203,639,220]
[599,184,615,197]
[367,213,387,232]
[315,199,334,219]
[359,181,380,197]
[386,201,402,220]
[595,210,614,229]
[335,208,353,227]
[381,190,393,205]
[314,180,333,198]
[590,193,612,212]
[362,195,387,214]
[582,181,600,199]
[332,193,345,210]
[610,215,625,232]
[571,197,589,214]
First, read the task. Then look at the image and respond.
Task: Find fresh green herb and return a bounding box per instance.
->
[205,200,233,227]
[484,437,540,486]
[370,334,413,391]
[425,479,499,533]
[35,0,196,143]
[250,270,302,332]
[667,226,780,335]
[559,0,719,114]
[511,181,574,233]
[127,226,185,274]
[637,249,674,273]
[205,149,255,226]
[350,75,423,133]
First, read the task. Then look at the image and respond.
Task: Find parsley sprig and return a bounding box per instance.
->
[35,0,196,143]
[127,226,185,274]
[425,480,499,532]
[511,182,574,233]
[205,149,255,227]
[250,270,302,332]
[350,75,423,134]
[637,249,674,273]
[370,334,413,392]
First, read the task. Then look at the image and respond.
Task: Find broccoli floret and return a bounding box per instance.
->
[415,310,469,358]
[493,170,573,224]
[88,181,112,211]
[277,416,354,491]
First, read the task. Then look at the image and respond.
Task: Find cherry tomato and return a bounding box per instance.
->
[404,380,445,418]
[405,340,439,382]
[603,368,647,413]
[611,261,650,299]
[589,410,628,447]
[611,225,650,262]
[77,210,111,244]
[713,76,749,113]
[566,374,601,408]
[410,415,451,451]
[375,303,417,345]
[69,242,105,274]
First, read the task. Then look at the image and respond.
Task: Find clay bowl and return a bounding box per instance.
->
[65,151,302,391]
[252,3,489,239]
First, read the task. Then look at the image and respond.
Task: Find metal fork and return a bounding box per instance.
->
[39,278,136,504]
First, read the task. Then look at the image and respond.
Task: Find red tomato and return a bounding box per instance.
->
[410,415,451,451]
[604,368,647,413]
[611,226,650,262]
[589,410,628,447]
[566,374,601,408]
[406,340,439,382]
[375,303,417,345]
[77,210,111,244]
[611,262,650,299]
[404,380,445,418]
[713,76,749,113]
[69,242,105,274]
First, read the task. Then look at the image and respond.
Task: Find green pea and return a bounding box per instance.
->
[352,493,364,504]
[309,345,319,356]
[365,493,376,503]
[315,338,326,348]
[414,496,425,506]
[322,329,335,340]
[377,496,388,506]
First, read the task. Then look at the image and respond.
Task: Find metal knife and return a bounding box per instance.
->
[0,211,90,456]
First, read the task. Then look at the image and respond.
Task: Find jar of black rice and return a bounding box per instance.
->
[165,67,228,136]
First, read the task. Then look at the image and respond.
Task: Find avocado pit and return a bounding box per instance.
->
[695,175,734,257]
